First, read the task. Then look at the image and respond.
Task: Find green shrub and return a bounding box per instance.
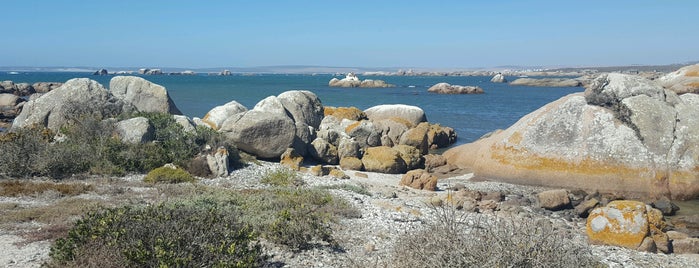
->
[260,167,304,187]
[239,188,360,250]
[48,202,265,267]
[317,183,372,196]
[391,204,601,267]
[143,166,195,184]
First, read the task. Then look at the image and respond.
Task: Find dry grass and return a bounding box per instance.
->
[0,180,94,197]
[0,198,105,226]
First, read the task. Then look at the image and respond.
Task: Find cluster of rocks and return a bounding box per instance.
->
[138,68,163,75]
[269,104,457,178]
[329,73,394,88]
[444,64,699,200]
[0,81,63,129]
[427,82,484,94]
[509,77,582,87]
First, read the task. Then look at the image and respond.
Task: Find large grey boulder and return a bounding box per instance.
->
[444,73,699,200]
[373,118,411,146]
[277,90,324,128]
[109,76,181,115]
[219,110,295,159]
[12,78,125,131]
[427,82,484,94]
[364,104,427,126]
[510,78,582,87]
[206,147,230,177]
[201,100,248,130]
[657,64,699,94]
[345,120,381,149]
[115,117,155,144]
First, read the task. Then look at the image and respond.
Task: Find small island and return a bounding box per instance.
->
[329,73,395,88]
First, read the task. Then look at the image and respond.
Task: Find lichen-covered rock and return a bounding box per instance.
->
[574,198,599,218]
[337,137,361,159]
[280,148,304,170]
[658,64,699,94]
[537,189,571,211]
[340,157,364,171]
[361,146,407,174]
[444,73,699,200]
[323,106,367,121]
[115,117,155,144]
[373,118,412,146]
[423,154,447,172]
[201,100,248,130]
[110,76,181,114]
[399,123,429,154]
[393,144,424,170]
[400,169,438,191]
[427,124,457,149]
[586,200,649,249]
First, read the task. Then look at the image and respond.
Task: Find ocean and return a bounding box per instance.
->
[1,72,583,146]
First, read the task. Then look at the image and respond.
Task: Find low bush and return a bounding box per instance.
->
[0,180,93,197]
[260,167,304,187]
[0,111,242,179]
[48,202,266,267]
[391,204,601,267]
[317,183,372,196]
[143,166,195,184]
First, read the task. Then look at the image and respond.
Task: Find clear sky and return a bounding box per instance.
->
[3,1,698,69]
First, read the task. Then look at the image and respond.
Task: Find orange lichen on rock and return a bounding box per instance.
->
[344,121,362,133]
[685,70,699,77]
[586,200,649,249]
[324,106,367,121]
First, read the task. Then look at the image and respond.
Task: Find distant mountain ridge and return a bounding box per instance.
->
[1,61,697,74]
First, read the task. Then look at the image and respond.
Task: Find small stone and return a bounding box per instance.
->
[364,243,376,253]
[537,189,571,211]
[637,237,657,253]
[354,172,368,178]
[672,238,699,254]
[574,198,599,218]
[429,196,443,207]
[667,230,689,241]
[651,197,680,216]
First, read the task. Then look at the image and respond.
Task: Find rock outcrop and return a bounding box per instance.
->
[490,73,507,83]
[444,72,699,200]
[361,146,407,174]
[110,76,182,115]
[364,104,426,126]
[201,100,248,130]
[329,73,394,88]
[427,83,484,94]
[12,78,125,131]
[510,78,582,87]
[115,117,155,144]
[657,64,699,94]
[220,110,296,159]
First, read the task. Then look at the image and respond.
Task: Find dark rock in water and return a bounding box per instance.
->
[93,69,108,75]
[652,197,680,216]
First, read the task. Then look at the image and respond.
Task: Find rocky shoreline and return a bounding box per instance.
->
[1,162,698,267]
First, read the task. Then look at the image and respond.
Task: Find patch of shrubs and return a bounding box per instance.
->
[48,201,266,267]
[260,167,304,187]
[391,204,601,267]
[48,187,361,266]
[143,166,195,184]
[0,112,240,179]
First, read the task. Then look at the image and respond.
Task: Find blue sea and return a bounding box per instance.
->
[1,72,583,146]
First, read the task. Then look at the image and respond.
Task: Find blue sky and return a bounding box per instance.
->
[3,1,698,68]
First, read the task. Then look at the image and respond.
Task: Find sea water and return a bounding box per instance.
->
[0,72,583,146]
